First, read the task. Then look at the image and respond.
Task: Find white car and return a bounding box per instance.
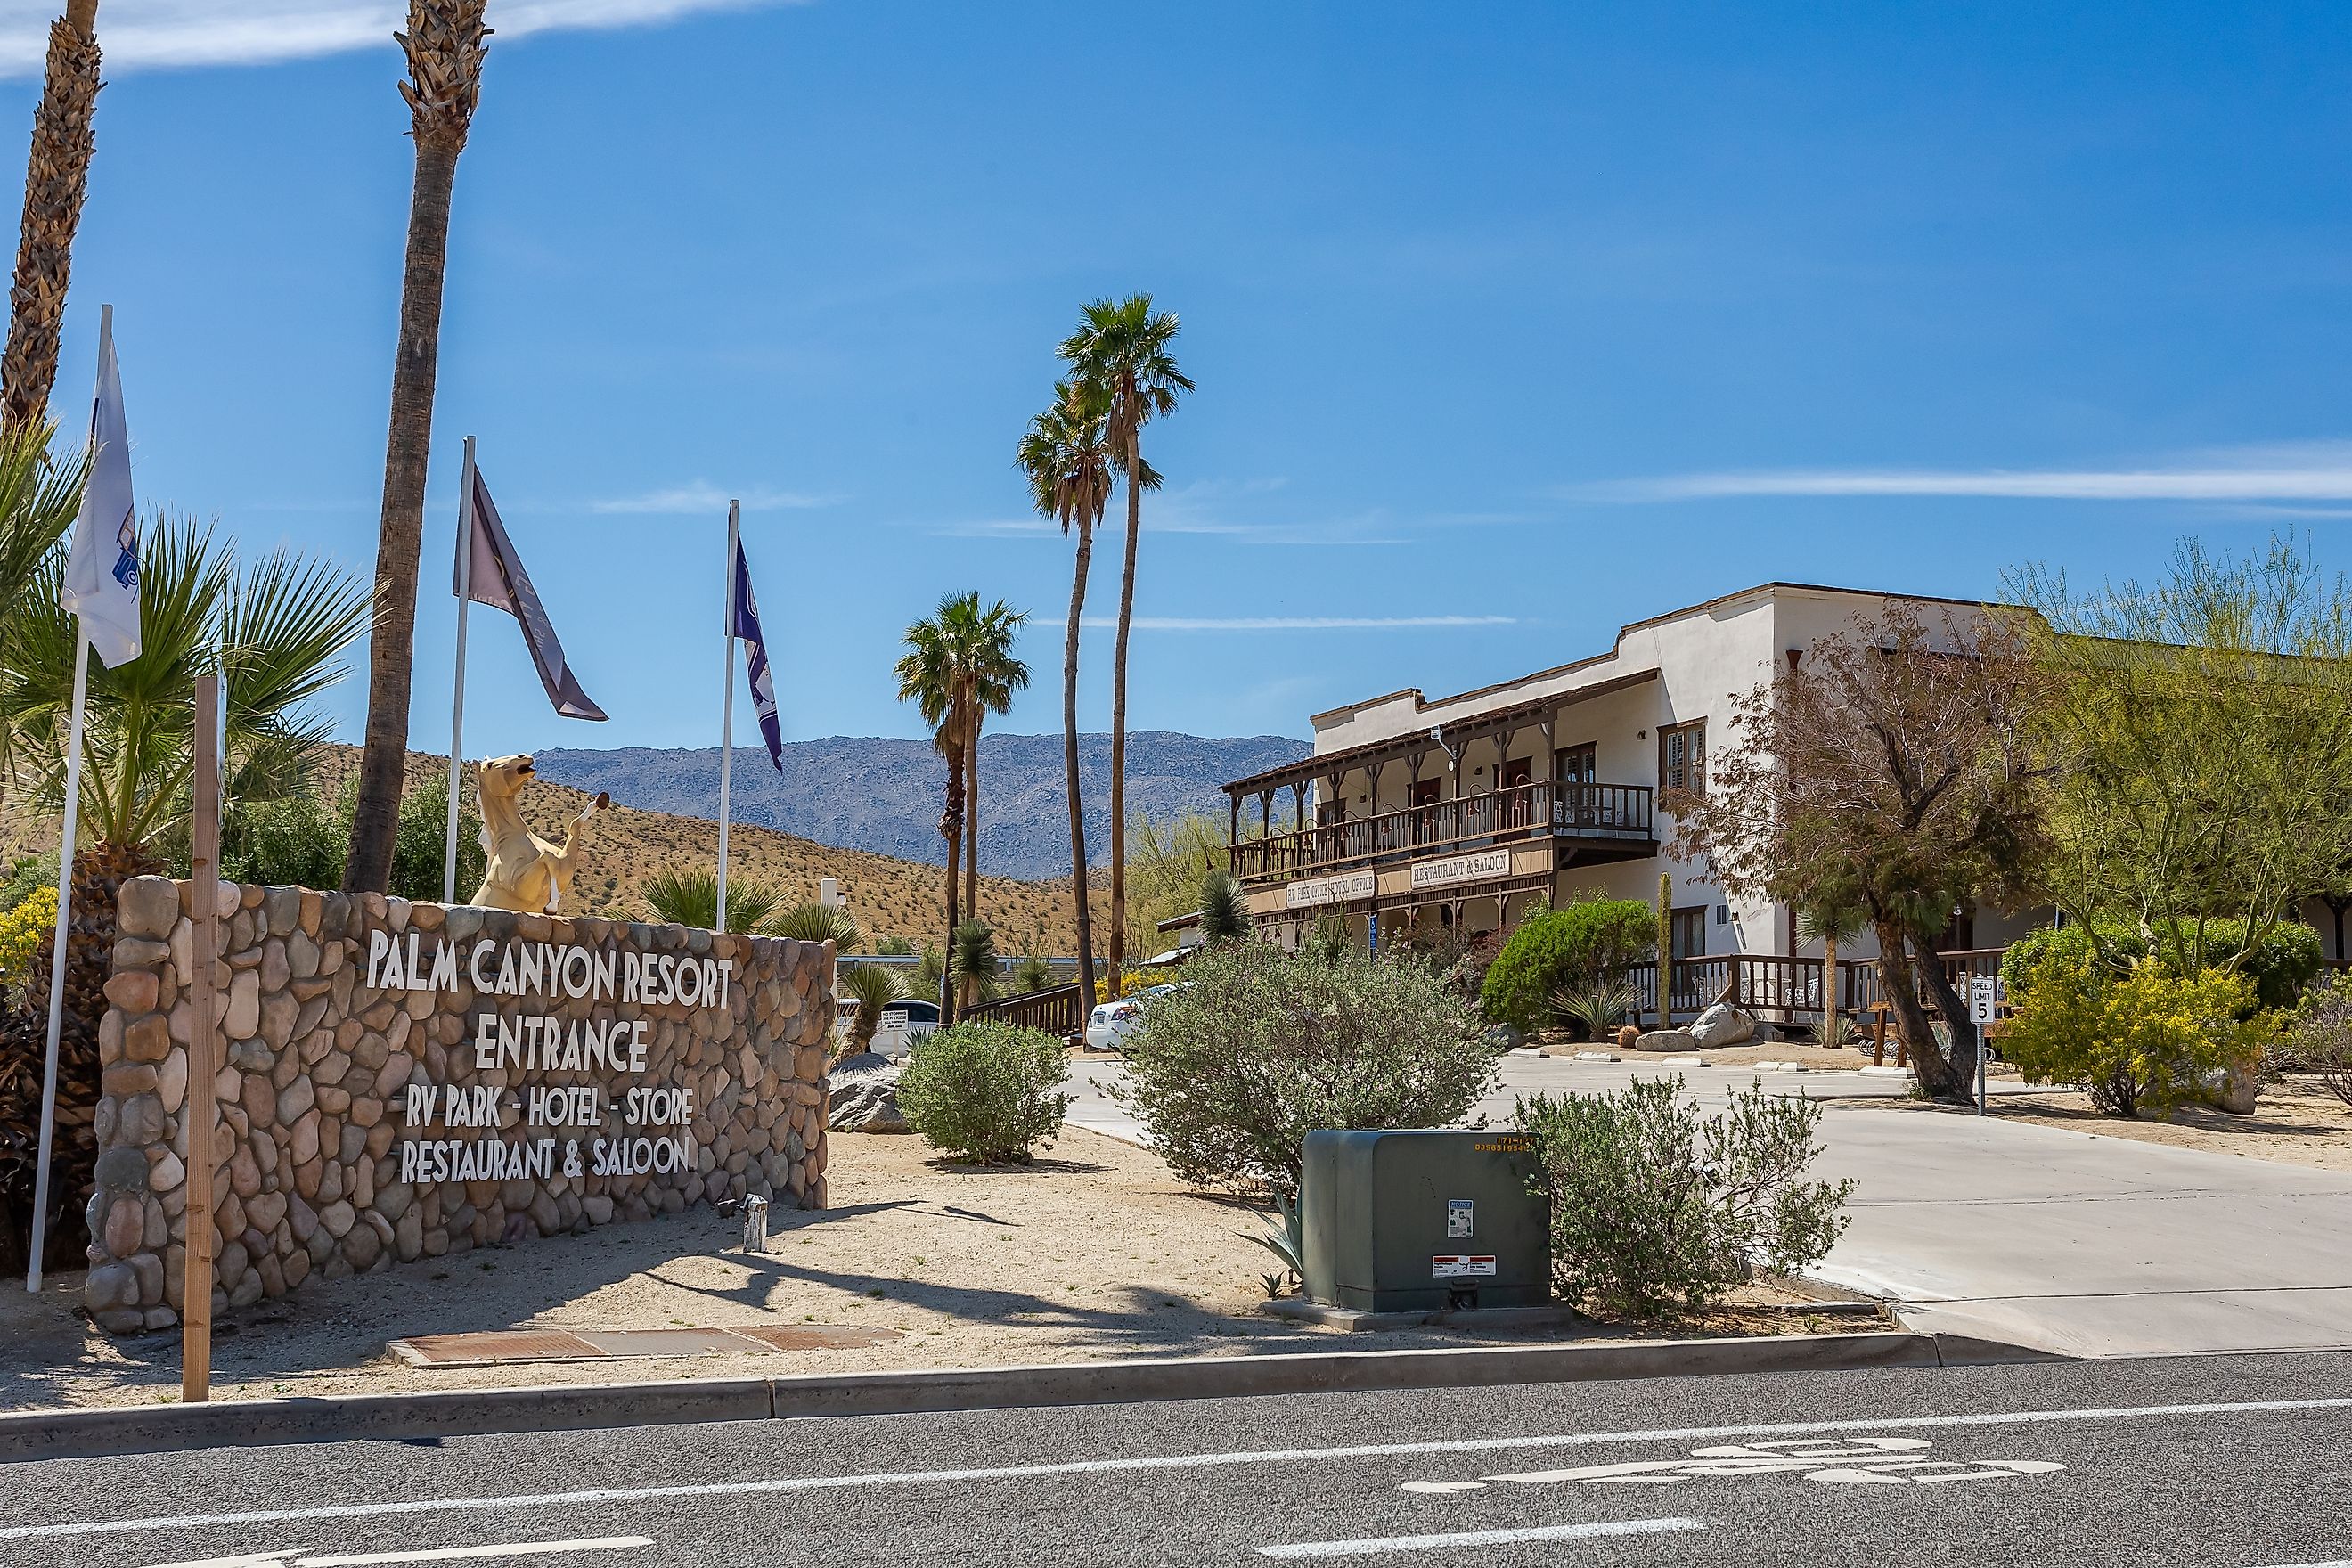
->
[870,999,939,1059]
[1085,984,1181,1052]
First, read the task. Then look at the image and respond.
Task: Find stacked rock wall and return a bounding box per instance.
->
[82,877,831,1335]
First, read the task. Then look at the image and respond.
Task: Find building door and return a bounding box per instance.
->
[1496,755,1531,828]
[1554,744,1597,826]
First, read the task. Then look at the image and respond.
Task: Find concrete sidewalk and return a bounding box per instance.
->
[1066,1057,2352,1359]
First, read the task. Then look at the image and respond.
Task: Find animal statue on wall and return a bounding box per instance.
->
[470,754,610,914]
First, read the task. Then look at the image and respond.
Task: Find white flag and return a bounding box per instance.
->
[59,321,139,668]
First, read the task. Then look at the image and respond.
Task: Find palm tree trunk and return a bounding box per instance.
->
[349,0,488,892]
[964,709,980,927]
[2,1,102,431]
[1109,434,1142,996]
[1065,519,1097,1001]
[940,745,963,1025]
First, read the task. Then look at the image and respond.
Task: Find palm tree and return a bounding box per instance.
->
[1058,294,1191,998]
[0,517,368,1270]
[962,604,1029,927]
[0,421,82,795]
[1,0,102,430]
[347,0,492,895]
[1017,380,1134,1004]
[894,592,1028,1024]
[640,867,783,934]
[770,900,861,950]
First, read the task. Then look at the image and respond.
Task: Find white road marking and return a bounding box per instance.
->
[144,1540,651,1568]
[1256,1516,1703,1559]
[1420,1434,2065,1490]
[16,1394,2352,1545]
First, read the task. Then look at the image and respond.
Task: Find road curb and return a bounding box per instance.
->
[0,1329,2031,1464]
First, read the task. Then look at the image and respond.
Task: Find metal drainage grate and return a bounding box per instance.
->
[389,1324,906,1368]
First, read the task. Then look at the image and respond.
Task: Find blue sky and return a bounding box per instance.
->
[8,1,2352,750]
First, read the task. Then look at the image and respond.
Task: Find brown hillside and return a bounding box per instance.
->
[4,747,1107,957]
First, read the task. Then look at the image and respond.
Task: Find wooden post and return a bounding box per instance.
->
[182,670,221,1403]
[1655,871,1673,1028]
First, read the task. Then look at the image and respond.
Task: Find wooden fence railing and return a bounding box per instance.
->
[1622,947,2013,1025]
[962,982,1090,1039]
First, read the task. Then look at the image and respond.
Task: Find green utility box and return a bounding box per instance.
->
[1299,1130,1549,1313]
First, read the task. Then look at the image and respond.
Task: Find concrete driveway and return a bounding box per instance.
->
[1066,1055,2352,1359]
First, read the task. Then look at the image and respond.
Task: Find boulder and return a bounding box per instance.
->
[1634,1028,1698,1053]
[2202,1061,2261,1115]
[828,1052,909,1133]
[1688,1003,1758,1050]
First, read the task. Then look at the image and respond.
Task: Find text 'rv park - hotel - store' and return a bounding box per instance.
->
[1217,579,2352,1018]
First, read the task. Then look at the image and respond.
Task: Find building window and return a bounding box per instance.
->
[1660,720,1706,795]
[1554,743,1597,786]
[1671,906,1708,960]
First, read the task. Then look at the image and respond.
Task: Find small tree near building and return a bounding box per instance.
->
[1667,604,2051,1104]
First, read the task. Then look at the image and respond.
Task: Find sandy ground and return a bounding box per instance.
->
[1831,1074,2352,1173]
[0,1127,1869,1411]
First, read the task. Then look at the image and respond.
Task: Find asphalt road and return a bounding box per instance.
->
[16,1351,2352,1567]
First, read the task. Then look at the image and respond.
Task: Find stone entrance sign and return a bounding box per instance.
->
[81,877,833,1335]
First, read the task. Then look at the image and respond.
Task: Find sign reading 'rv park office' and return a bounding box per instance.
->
[1286,870,1376,910]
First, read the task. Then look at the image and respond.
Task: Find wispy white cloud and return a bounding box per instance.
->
[0,0,799,77]
[1568,440,2352,504]
[1084,615,1517,633]
[930,478,1409,546]
[592,481,837,515]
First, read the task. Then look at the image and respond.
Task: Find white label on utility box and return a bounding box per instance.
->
[1446,1200,1474,1239]
[1433,1254,1497,1278]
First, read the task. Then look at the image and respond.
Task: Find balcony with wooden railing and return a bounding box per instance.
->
[1230,779,1654,886]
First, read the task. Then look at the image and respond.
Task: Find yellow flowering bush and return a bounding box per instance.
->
[1093,967,1180,1005]
[2004,951,2273,1117]
[0,885,58,992]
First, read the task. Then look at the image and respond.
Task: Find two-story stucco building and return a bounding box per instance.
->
[1219,582,2048,989]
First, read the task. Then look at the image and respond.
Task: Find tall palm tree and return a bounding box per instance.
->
[1,0,102,430]
[0,516,369,1270]
[894,593,1027,1024]
[347,0,492,895]
[1017,380,1134,1002]
[961,601,1030,927]
[1059,294,1190,997]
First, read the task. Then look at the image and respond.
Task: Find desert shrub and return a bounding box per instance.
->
[2002,919,2320,1017]
[1478,898,1654,1032]
[1551,980,1641,1041]
[2277,972,2352,1104]
[895,1018,1072,1164]
[0,855,54,915]
[1518,1077,1854,1320]
[2240,921,2324,1013]
[2003,952,2274,1117]
[0,885,57,998]
[1112,943,1494,1196]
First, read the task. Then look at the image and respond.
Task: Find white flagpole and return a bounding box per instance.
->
[715,501,739,935]
[443,436,478,904]
[27,625,92,1294]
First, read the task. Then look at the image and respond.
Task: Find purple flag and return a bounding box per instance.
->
[730,534,782,770]
[455,468,608,722]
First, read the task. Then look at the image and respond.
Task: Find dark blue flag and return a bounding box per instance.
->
[730,535,782,769]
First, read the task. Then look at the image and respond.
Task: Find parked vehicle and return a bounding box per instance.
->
[870,999,940,1059]
[1085,984,1182,1052]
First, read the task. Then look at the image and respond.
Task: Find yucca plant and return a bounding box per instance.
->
[837,960,904,1054]
[770,900,861,950]
[638,867,781,934]
[1551,980,1643,1041]
[952,918,1001,1009]
[1011,949,1054,995]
